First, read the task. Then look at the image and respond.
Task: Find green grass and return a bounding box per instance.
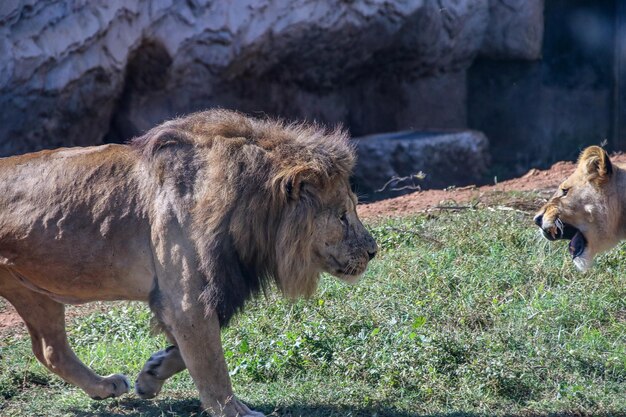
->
[3,203,626,416]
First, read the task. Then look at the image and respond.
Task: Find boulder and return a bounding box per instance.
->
[353,130,490,200]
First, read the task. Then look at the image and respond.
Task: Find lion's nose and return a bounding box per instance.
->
[364,232,378,260]
[534,213,543,227]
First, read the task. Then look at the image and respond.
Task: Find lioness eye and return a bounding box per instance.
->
[561,188,569,197]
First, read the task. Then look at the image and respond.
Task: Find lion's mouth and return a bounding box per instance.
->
[336,264,366,277]
[541,221,587,259]
[329,255,366,278]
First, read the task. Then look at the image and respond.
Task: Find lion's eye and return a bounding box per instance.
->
[561,188,569,197]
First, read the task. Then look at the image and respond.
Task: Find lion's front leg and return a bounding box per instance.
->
[160,304,265,417]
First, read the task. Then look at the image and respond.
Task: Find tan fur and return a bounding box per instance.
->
[534,146,626,271]
[0,109,377,417]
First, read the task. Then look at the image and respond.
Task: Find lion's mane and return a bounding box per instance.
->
[131,109,355,325]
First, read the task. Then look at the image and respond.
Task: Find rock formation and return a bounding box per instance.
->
[1,0,543,157]
[353,130,490,199]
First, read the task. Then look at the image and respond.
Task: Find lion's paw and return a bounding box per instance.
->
[134,374,164,399]
[90,374,130,400]
[135,350,170,399]
[208,397,266,417]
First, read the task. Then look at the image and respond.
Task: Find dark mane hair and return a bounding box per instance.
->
[135,109,356,326]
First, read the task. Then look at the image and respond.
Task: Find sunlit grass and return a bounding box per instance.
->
[2,204,626,416]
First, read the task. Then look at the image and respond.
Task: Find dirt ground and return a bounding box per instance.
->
[0,299,21,334]
[3,154,625,335]
[358,154,626,218]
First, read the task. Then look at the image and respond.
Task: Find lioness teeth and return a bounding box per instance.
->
[549,226,557,239]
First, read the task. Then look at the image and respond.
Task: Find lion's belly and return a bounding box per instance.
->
[6,264,153,303]
[0,216,155,303]
[4,249,154,303]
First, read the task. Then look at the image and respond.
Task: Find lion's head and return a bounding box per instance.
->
[135,110,377,323]
[273,172,377,296]
[248,116,378,298]
[534,146,624,271]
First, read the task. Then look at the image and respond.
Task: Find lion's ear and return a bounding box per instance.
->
[578,146,613,185]
[284,175,305,200]
[279,166,323,201]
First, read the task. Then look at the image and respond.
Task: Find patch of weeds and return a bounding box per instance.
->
[69,302,153,347]
[4,199,626,416]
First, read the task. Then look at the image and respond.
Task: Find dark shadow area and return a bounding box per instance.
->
[103,40,172,144]
[468,0,619,179]
[66,398,626,417]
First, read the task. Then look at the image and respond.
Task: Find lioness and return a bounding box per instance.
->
[0,109,377,417]
[534,146,620,271]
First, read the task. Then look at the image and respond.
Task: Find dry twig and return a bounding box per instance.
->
[376,172,426,193]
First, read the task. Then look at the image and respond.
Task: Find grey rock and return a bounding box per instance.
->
[480,0,545,60]
[353,130,490,200]
[1,0,542,157]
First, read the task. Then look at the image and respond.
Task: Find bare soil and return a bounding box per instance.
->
[0,299,22,336]
[358,154,626,219]
[3,154,625,335]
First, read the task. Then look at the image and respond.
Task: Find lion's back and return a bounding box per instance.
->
[0,144,142,227]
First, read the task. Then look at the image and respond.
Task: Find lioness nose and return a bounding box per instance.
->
[367,249,377,260]
[534,213,543,227]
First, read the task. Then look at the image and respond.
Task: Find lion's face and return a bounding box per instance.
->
[310,185,377,283]
[534,146,622,271]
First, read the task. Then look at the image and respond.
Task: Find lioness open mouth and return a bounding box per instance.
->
[568,230,587,259]
[542,221,587,259]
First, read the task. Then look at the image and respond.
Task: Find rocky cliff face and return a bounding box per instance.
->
[0,0,543,156]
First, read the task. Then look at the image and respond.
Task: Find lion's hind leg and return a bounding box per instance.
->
[0,279,130,400]
[135,345,186,399]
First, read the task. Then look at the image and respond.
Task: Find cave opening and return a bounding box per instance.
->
[103,40,172,144]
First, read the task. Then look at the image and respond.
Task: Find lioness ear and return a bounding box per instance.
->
[579,145,612,185]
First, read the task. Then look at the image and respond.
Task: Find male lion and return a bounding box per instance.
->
[534,146,620,271]
[0,109,377,417]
